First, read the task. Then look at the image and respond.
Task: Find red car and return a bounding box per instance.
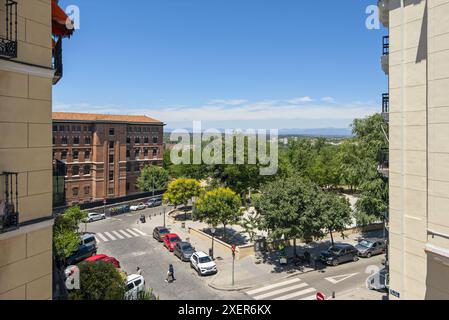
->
[84,254,121,268]
[163,234,182,252]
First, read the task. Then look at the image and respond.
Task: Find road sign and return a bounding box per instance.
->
[231,245,236,253]
[316,292,326,301]
[103,198,107,205]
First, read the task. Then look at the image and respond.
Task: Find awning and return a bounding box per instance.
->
[52,0,74,37]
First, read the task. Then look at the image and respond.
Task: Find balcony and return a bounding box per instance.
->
[0,172,19,234]
[378,0,389,28]
[381,36,389,75]
[0,0,18,59]
[382,93,389,122]
[377,148,389,179]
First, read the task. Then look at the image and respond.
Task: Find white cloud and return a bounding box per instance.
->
[322,96,336,103]
[288,96,314,104]
[207,99,247,106]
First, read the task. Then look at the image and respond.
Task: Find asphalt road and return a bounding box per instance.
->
[82,207,249,300]
[82,206,385,301]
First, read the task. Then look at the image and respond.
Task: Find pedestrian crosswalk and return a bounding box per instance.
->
[94,228,148,243]
[244,278,317,301]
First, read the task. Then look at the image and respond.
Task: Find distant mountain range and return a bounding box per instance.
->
[165,127,353,137]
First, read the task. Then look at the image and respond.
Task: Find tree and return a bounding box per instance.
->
[68,261,127,300]
[255,176,325,255]
[194,187,243,241]
[319,192,353,245]
[163,178,202,220]
[137,165,169,194]
[355,172,389,225]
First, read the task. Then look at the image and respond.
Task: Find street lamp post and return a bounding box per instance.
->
[210,227,216,260]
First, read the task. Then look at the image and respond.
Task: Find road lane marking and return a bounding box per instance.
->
[118,229,133,238]
[300,295,318,300]
[111,231,125,239]
[96,233,109,242]
[126,229,140,237]
[132,228,147,236]
[325,273,359,284]
[104,232,116,241]
[246,278,302,296]
[273,287,316,300]
[254,283,308,300]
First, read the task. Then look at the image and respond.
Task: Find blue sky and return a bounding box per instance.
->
[55,0,387,130]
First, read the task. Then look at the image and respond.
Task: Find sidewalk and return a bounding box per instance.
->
[332,286,388,300]
[166,209,384,292]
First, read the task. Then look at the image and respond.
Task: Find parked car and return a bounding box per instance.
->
[84,254,121,268]
[190,251,217,276]
[130,203,146,211]
[174,242,195,262]
[124,274,146,300]
[163,233,182,252]
[66,244,97,266]
[356,238,386,258]
[320,243,359,266]
[79,234,97,249]
[147,198,163,208]
[84,212,106,223]
[110,205,131,216]
[153,226,170,242]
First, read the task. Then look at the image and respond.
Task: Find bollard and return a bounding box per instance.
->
[332,291,336,299]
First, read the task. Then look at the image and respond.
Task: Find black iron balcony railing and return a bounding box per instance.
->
[53,38,63,84]
[0,0,18,58]
[383,35,390,55]
[0,172,19,234]
[377,148,389,179]
[382,93,389,113]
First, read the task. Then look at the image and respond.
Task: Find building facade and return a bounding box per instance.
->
[0,0,74,300]
[52,113,165,206]
[379,0,449,299]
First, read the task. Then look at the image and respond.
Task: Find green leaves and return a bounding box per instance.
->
[194,187,242,231]
[137,165,170,192]
[163,178,203,208]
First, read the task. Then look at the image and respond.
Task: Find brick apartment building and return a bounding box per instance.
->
[52,112,165,206]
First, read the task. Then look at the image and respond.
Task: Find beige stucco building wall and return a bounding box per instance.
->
[0,0,54,300]
[385,0,449,300]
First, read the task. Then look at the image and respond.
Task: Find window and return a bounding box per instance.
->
[61,151,68,160]
[126,149,131,158]
[73,150,79,161]
[153,136,158,144]
[84,186,90,195]
[143,127,147,133]
[135,149,140,158]
[126,182,130,191]
[73,137,80,145]
[136,127,142,133]
[152,127,159,132]
[83,165,91,175]
[134,163,140,172]
[109,141,114,149]
[108,187,114,195]
[109,171,114,181]
[53,125,58,132]
[59,125,66,132]
[144,137,149,144]
[144,148,149,157]
[126,163,131,172]
[85,150,91,160]
[88,126,94,132]
[109,128,115,136]
[109,154,114,163]
[52,136,56,145]
[84,136,91,145]
[72,166,80,176]
[135,137,140,144]
[153,148,158,157]
[61,136,68,145]
[126,136,131,144]
[73,188,79,197]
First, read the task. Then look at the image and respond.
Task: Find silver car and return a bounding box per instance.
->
[356,239,386,258]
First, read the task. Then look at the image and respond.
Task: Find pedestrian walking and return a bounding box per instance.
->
[165,264,175,283]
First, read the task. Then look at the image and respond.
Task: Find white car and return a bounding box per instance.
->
[85,212,106,223]
[190,251,217,276]
[125,274,145,300]
[130,203,146,211]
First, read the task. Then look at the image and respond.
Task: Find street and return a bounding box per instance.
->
[83,207,385,301]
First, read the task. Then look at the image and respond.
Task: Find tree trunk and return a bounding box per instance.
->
[223,223,227,241]
[293,238,297,257]
[330,231,334,246]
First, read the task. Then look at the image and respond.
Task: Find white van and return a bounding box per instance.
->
[125,274,145,300]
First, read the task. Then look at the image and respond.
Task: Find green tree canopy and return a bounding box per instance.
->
[318,192,353,245]
[163,178,203,218]
[194,187,243,240]
[69,261,127,300]
[137,165,170,193]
